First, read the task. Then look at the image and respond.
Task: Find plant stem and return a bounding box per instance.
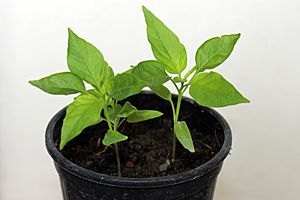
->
[169,99,176,121]
[170,78,180,91]
[103,104,122,177]
[175,92,183,122]
[183,66,197,81]
[113,123,122,177]
[171,86,184,163]
[170,75,190,163]
[169,99,176,162]
[114,143,121,177]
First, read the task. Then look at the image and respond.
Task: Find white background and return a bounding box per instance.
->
[1,0,300,199]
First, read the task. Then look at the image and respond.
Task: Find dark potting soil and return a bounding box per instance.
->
[58,93,224,178]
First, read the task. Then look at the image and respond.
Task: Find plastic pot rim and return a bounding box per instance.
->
[45,91,232,188]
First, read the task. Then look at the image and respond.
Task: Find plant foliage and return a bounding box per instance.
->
[131,6,249,160]
[30,28,163,176]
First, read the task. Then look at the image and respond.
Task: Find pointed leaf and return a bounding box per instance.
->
[196,34,240,71]
[142,6,187,74]
[132,60,169,86]
[189,72,250,107]
[118,102,137,118]
[174,121,195,152]
[150,85,171,101]
[102,130,128,146]
[67,28,112,89]
[60,94,104,149]
[29,72,85,95]
[99,66,114,94]
[127,110,163,123]
[110,72,144,101]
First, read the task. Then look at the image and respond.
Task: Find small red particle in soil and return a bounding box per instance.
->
[125,161,134,168]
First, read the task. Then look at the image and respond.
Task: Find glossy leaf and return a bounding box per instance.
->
[142,6,187,74]
[102,130,128,146]
[110,72,144,101]
[60,94,104,150]
[150,85,171,101]
[196,34,240,71]
[174,121,195,152]
[67,28,112,89]
[127,110,163,123]
[29,72,85,95]
[189,72,250,107]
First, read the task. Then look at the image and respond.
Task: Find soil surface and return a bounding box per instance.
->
[58,94,224,178]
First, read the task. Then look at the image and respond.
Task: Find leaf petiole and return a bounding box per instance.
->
[170,78,180,92]
[183,66,197,81]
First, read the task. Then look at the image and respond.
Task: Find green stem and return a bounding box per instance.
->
[170,73,191,163]
[116,118,126,129]
[114,143,121,177]
[175,93,183,122]
[103,104,122,177]
[183,66,197,81]
[171,85,184,163]
[182,84,189,94]
[169,99,176,121]
[169,98,176,162]
[113,123,122,177]
[170,78,180,91]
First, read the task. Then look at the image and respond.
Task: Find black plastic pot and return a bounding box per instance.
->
[46,92,232,200]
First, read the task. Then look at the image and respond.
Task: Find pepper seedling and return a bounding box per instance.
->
[29,28,163,176]
[132,6,250,162]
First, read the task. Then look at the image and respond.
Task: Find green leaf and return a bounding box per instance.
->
[123,68,134,74]
[102,130,128,146]
[29,72,85,95]
[142,6,187,74]
[118,102,137,118]
[109,72,144,101]
[132,60,169,86]
[196,34,240,71]
[67,28,112,89]
[173,76,183,83]
[174,121,195,152]
[107,104,122,124]
[189,72,250,107]
[99,66,114,94]
[127,110,163,123]
[107,102,137,123]
[150,85,171,101]
[60,94,104,150]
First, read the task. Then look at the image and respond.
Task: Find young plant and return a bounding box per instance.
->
[132,6,250,162]
[29,28,163,176]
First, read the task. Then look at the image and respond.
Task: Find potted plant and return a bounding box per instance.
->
[30,6,249,200]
